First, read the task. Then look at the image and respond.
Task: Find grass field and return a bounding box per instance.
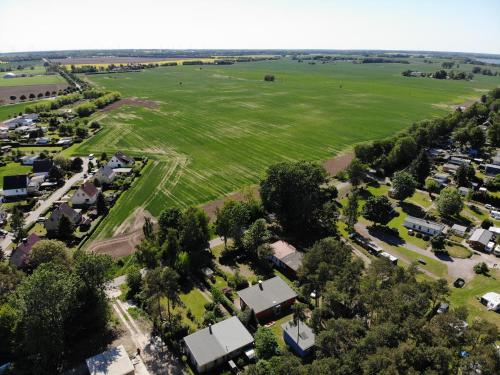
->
[0,74,64,87]
[0,101,46,121]
[69,58,500,239]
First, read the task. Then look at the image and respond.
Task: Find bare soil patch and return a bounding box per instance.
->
[201,186,260,222]
[323,151,354,176]
[0,83,69,104]
[102,97,159,112]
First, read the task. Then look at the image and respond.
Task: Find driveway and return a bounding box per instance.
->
[1,157,89,257]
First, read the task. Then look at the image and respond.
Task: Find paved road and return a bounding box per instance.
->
[1,157,89,257]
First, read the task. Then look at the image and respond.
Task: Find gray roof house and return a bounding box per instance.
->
[468,228,493,250]
[237,276,297,320]
[485,164,500,176]
[183,316,254,373]
[451,224,468,237]
[403,216,445,236]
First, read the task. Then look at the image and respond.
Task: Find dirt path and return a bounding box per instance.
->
[323,151,354,176]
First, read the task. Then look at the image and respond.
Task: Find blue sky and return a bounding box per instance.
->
[0,0,499,54]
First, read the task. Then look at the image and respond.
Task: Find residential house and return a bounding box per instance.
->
[32,159,54,177]
[45,203,82,232]
[10,233,41,268]
[268,240,303,278]
[451,224,467,237]
[237,276,297,321]
[468,228,493,250]
[449,156,471,166]
[443,163,460,174]
[433,173,450,186]
[282,319,315,358]
[403,216,445,236]
[19,154,39,165]
[485,164,500,176]
[183,316,254,373]
[86,345,135,375]
[2,175,29,197]
[94,165,116,184]
[71,181,99,206]
[107,151,134,169]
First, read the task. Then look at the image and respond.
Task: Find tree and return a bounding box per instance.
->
[48,165,64,181]
[387,136,417,171]
[473,262,489,275]
[179,207,209,255]
[174,251,190,276]
[453,127,470,147]
[143,267,165,329]
[142,216,154,240]
[242,218,270,253]
[343,192,359,230]
[158,207,182,243]
[29,93,35,100]
[70,157,83,172]
[264,74,275,82]
[455,164,474,187]
[161,228,180,266]
[425,177,440,195]
[346,158,366,187]
[96,192,108,215]
[391,171,417,201]
[431,235,446,253]
[260,161,328,234]
[487,121,500,147]
[136,239,159,269]
[13,264,78,374]
[469,127,486,150]
[292,302,307,345]
[254,327,280,359]
[126,266,142,298]
[411,150,431,184]
[163,267,181,327]
[215,200,251,248]
[57,215,74,241]
[436,188,463,217]
[11,205,25,240]
[20,94,26,101]
[9,95,16,101]
[27,240,71,270]
[362,196,393,225]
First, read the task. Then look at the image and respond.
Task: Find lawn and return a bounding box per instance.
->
[0,162,31,188]
[445,242,472,259]
[268,313,293,350]
[449,270,500,329]
[0,101,47,121]
[0,74,65,87]
[70,58,500,240]
[179,288,209,324]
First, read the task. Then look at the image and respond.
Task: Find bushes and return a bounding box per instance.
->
[227,270,249,290]
[474,262,489,275]
[210,286,236,314]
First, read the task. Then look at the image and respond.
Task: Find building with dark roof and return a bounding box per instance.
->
[237,276,297,321]
[2,175,29,197]
[282,319,315,357]
[183,316,254,373]
[32,159,54,177]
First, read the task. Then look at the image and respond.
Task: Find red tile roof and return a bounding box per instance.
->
[80,181,98,197]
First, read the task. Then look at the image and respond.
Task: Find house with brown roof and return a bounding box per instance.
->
[45,203,82,232]
[71,181,99,206]
[107,152,134,169]
[268,240,303,277]
[10,233,41,268]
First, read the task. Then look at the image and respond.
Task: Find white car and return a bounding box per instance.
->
[491,210,500,220]
[485,241,496,253]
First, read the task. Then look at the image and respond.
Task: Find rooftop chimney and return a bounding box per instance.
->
[209,323,212,334]
[258,280,263,290]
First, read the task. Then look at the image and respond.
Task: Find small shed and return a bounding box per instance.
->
[451,224,467,237]
[480,292,500,311]
[281,320,315,357]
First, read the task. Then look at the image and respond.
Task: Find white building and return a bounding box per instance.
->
[480,292,500,311]
[107,151,134,169]
[403,216,445,236]
[71,181,99,206]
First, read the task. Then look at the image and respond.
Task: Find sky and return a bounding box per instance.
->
[1,0,499,54]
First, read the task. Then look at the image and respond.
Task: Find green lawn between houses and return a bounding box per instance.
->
[67,58,499,240]
[0,162,31,188]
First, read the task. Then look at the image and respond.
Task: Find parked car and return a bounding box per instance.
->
[437,302,449,314]
[0,229,8,237]
[417,258,426,265]
[454,278,466,288]
[88,153,94,160]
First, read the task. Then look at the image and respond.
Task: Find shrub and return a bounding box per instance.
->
[474,262,489,275]
[416,232,422,238]
[264,74,275,82]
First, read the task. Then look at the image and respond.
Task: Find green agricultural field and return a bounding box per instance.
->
[0,74,65,87]
[73,58,500,239]
[0,101,45,121]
